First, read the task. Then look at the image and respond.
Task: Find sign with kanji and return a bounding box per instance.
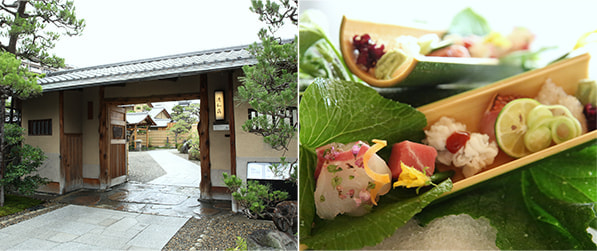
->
[214,90,225,120]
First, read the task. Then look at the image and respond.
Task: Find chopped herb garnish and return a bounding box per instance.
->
[327,164,342,173]
[332,176,343,187]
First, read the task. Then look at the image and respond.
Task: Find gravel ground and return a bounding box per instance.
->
[163,212,276,250]
[128,151,167,182]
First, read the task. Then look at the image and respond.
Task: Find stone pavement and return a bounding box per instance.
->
[146,149,200,187]
[0,205,188,250]
[0,149,233,250]
[53,181,231,218]
[51,148,229,218]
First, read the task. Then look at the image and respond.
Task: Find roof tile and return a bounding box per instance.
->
[38,43,265,92]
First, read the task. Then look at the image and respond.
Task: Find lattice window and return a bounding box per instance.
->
[28,119,52,136]
[247,107,297,132]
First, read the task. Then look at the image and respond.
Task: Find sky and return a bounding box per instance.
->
[51,0,296,68]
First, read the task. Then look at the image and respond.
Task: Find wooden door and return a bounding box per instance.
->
[109,105,127,184]
[62,133,82,192]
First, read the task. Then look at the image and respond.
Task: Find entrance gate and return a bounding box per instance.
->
[109,105,128,184]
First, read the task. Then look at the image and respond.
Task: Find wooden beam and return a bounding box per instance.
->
[103,93,201,105]
[199,74,211,199]
[98,87,109,187]
[59,91,65,194]
[228,71,237,175]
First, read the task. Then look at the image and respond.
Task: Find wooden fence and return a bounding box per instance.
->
[134,124,198,147]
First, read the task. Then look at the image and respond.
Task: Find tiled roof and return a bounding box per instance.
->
[148,107,171,119]
[126,113,156,126]
[152,118,172,128]
[38,44,257,92]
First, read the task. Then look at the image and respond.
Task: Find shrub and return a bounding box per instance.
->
[226,236,247,251]
[188,133,200,160]
[1,124,49,195]
[222,173,288,219]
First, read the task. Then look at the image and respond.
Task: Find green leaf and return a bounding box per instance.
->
[299,145,317,238]
[447,7,491,37]
[529,144,597,203]
[522,171,597,249]
[299,78,438,249]
[299,78,427,153]
[301,180,452,250]
[299,10,354,89]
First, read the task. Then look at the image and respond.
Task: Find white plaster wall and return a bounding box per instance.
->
[207,71,232,187]
[63,90,82,134]
[82,87,100,179]
[22,92,61,184]
[230,69,298,184]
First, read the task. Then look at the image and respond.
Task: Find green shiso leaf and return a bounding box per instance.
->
[529,144,597,204]
[447,7,491,37]
[299,144,317,238]
[299,78,426,151]
[301,180,452,250]
[299,78,443,249]
[417,140,597,250]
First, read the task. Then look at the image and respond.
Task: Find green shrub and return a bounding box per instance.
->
[226,236,247,251]
[222,173,288,219]
[1,124,49,195]
[188,133,200,160]
[188,147,200,160]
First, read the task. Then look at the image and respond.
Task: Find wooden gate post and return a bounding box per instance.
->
[199,74,211,199]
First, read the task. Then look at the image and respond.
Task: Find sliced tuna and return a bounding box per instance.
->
[388,140,437,179]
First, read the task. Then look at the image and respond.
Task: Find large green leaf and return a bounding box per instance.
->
[299,144,317,238]
[447,7,491,37]
[301,180,452,250]
[299,78,426,151]
[529,144,597,203]
[522,171,597,249]
[417,141,597,250]
[299,78,443,249]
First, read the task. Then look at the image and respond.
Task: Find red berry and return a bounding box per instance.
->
[352,34,385,71]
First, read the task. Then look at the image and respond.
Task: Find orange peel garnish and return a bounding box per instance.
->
[363,139,391,205]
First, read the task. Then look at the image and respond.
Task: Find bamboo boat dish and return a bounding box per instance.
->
[339,16,526,88]
[417,53,596,196]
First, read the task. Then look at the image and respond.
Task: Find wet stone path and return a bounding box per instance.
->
[53,181,231,218]
[0,149,256,250]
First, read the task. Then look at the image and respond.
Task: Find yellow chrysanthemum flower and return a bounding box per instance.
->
[393,162,430,189]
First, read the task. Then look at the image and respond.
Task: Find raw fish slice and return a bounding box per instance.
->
[388,141,437,179]
[314,141,391,220]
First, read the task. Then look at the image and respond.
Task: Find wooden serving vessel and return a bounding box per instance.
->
[339,16,525,88]
[417,53,596,196]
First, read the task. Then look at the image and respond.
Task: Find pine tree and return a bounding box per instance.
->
[237,0,298,183]
[0,1,84,206]
[238,0,297,152]
[0,52,42,206]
